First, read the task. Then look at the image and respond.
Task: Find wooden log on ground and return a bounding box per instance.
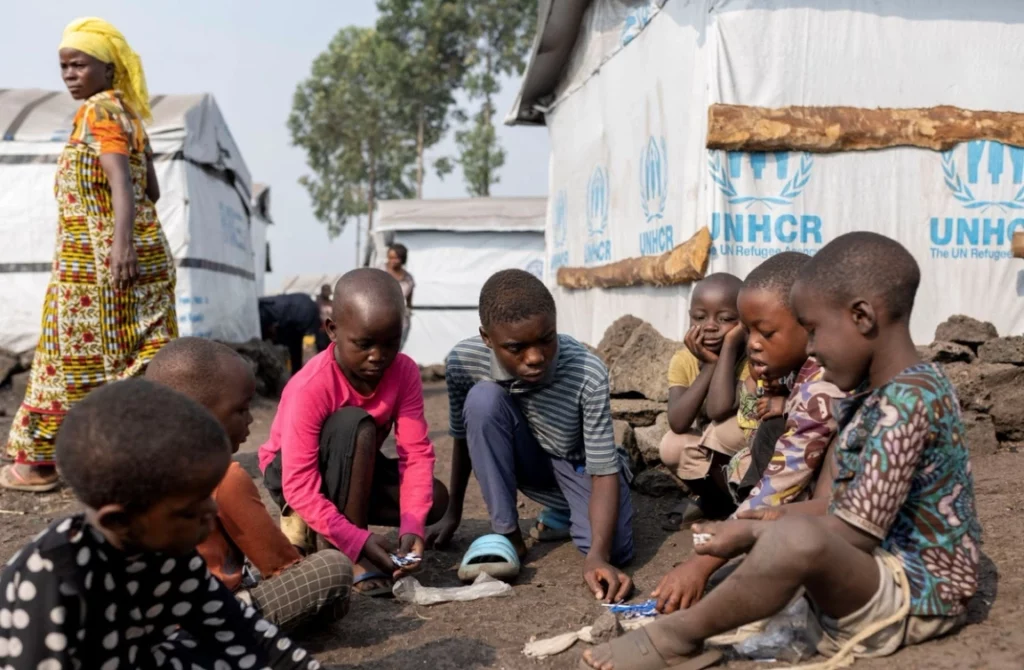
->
[707,104,1024,153]
[1013,231,1024,259]
[557,227,711,290]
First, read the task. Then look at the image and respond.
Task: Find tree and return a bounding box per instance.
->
[376,0,468,198]
[289,27,416,248]
[456,1,538,196]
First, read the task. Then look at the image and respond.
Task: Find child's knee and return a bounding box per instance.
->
[761,515,829,573]
[464,380,511,416]
[313,549,353,592]
[428,479,449,524]
[354,417,377,452]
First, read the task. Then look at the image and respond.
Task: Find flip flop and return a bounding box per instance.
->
[530,506,572,541]
[353,571,393,598]
[578,627,723,670]
[457,534,521,583]
[0,464,60,493]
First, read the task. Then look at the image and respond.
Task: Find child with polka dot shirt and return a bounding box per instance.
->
[0,379,322,669]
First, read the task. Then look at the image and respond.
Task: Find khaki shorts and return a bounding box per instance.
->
[660,416,748,480]
[808,551,965,659]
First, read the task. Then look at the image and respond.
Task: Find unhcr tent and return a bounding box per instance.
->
[0,89,262,353]
[371,197,547,365]
[508,0,1024,344]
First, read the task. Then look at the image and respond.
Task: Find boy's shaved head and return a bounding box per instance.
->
[692,272,742,303]
[741,252,811,306]
[146,338,250,407]
[333,268,406,323]
[798,232,920,322]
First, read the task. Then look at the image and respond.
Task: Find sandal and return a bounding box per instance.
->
[661,499,707,532]
[0,464,60,493]
[353,571,393,598]
[458,534,521,583]
[579,627,723,670]
[529,507,572,541]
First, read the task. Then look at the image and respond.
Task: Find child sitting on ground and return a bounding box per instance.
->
[652,252,846,615]
[259,268,448,597]
[147,338,351,631]
[583,232,981,670]
[0,379,322,669]
[659,273,786,529]
[429,269,635,603]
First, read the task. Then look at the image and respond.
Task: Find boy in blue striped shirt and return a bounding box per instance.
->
[428,270,635,602]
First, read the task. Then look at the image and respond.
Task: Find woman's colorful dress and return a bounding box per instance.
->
[5,90,177,466]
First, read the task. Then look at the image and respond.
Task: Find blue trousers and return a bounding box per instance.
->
[463,381,635,565]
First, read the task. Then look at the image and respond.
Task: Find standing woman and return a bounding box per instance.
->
[383,243,415,350]
[1,18,177,492]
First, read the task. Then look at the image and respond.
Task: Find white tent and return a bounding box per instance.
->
[508,0,1024,344]
[371,197,547,365]
[0,89,263,353]
[251,183,273,297]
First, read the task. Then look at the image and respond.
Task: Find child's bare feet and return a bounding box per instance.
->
[352,559,391,594]
[503,528,529,561]
[580,617,707,669]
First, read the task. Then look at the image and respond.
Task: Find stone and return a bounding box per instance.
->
[934,315,998,349]
[919,341,975,364]
[18,350,33,370]
[961,411,999,456]
[223,339,288,397]
[0,349,17,386]
[942,362,995,413]
[634,412,670,465]
[978,336,1024,365]
[614,420,642,473]
[597,315,644,368]
[608,322,682,402]
[588,611,622,644]
[980,365,1024,441]
[631,466,684,497]
[610,398,665,427]
[420,364,446,383]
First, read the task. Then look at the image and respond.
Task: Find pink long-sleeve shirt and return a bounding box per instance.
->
[258,346,435,561]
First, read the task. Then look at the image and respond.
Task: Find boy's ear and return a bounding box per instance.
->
[325,318,337,342]
[850,298,877,336]
[94,503,133,537]
[479,326,492,348]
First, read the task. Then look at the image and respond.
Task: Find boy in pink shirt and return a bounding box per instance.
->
[259,269,448,595]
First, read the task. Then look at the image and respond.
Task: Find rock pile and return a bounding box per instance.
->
[596,313,1018,488]
[222,339,290,398]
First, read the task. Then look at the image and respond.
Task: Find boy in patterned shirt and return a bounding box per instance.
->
[0,379,322,670]
[582,232,980,669]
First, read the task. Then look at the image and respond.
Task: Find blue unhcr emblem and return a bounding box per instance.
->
[942,140,1024,210]
[552,189,568,249]
[640,136,668,223]
[524,259,544,279]
[587,166,610,238]
[620,5,654,46]
[708,151,813,208]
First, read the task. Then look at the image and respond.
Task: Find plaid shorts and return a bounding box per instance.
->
[239,550,352,633]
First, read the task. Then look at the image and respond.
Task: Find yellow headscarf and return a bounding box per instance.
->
[59,17,151,122]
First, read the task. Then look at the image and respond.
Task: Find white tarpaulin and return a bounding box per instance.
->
[0,90,263,352]
[517,0,1024,345]
[373,198,547,365]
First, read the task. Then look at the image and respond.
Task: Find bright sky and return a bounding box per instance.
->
[2,1,550,291]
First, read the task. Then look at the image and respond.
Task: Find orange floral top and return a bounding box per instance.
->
[68,89,151,156]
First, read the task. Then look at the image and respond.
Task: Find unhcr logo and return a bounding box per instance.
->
[707,151,823,259]
[550,189,569,272]
[584,166,612,265]
[524,259,544,280]
[638,136,674,256]
[930,141,1024,261]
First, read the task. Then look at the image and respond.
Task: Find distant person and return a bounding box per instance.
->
[147,338,352,632]
[382,243,415,350]
[259,293,320,374]
[259,269,447,596]
[3,17,177,493]
[315,283,333,353]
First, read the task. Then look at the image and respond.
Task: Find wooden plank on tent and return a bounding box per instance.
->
[556,227,711,290]
[707,104,1024,153]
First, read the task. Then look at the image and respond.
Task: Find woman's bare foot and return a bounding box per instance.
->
[581,617,702,669]
[352,559,391,594]
[0,464,60,492]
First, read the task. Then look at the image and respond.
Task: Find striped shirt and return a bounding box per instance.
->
[446,335,622,476]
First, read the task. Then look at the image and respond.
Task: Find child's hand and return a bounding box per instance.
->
[362,533,397,576]
[756,395,785,420]
[723,324,748,355]
[394,534,425,578]
[685,325,718,363]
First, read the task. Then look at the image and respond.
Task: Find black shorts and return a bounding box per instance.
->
[263,407,400,521]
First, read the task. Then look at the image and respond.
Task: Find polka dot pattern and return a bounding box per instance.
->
[0,515,324,669]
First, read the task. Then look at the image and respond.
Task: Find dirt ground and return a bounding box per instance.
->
[1,380,1021,669]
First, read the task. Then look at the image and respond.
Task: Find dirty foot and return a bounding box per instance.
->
[352,559,393,597]
[0,464,60,492]
[580,618,708,670]
[503,528,529,561]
